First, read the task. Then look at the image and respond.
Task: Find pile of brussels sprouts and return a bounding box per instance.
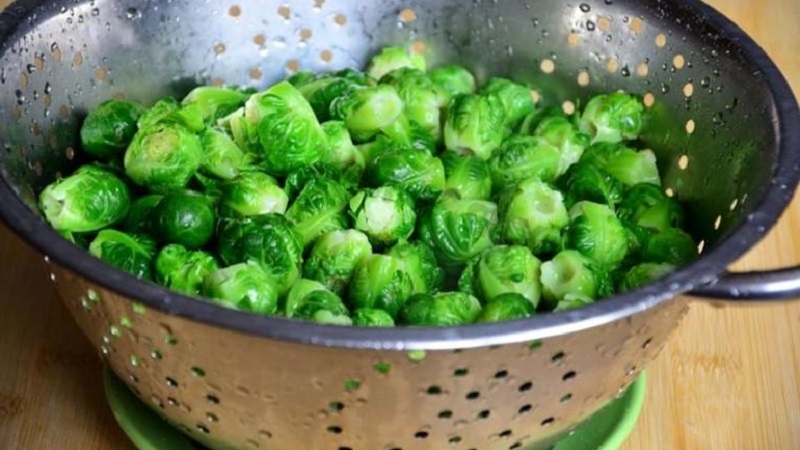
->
[38,46,698,327]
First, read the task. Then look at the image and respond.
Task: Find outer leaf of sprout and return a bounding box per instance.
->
[366,46,426,81]
[220,171,289,218]
[443,93,507,160]
[400,292,482,326]
[488,135,561,193]
[80,99,146,160]
[477,293,535,322]
[348,186,416,247]
[88,229,156,280]
[202,261,279,315]
[387,240,445,295]
[441,150,492,201]
[348,254,414,318]
[302,229,373,296]
[154,244,219,296]
[498,177,569,257]
[566,201,630,268]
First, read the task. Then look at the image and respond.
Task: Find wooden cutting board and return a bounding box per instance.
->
[0,0,798,449]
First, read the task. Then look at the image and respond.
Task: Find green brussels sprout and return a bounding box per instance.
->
[321,121,365,176]
[285,177,351,247]
[444,93,507,160]
[418,197,499,270]
[217,214,304,295]
[366,46,426,81]
[283,164,360,203]
[201,261,279,315]
[467,245,543,307]
[39,165,132,233]
[285,279,352,325]
[488,135,561,192]
[122,194,163,233]
[123,123,204,193]
[379,68,448,141]
[88,229,156,280]
[329,84,405,142]
[441,150,492,201]
[578,92,644,144]
[181,86,249,123]
[380,116,438,155]
[566,201,629,268]
[517,105,563,135]
[349,186,416,247]
[533,115,591,176]
[642,228,697,266]
[80,99,146,160]
[481,77,535,127]
[580,143,661,187]
[352,308,396,327]
[154,244,219,295]
[298,73,368,122]
[366,148,445,202]
[198,128,251,181]
[287,70,318,87]
[218,106,260,155]
[303,229,373,295]
[387,240,445,295]
[540,250,613,308]
[553,295,594,312]
[400,292,482,326]
[558,160,624,208]
[477,292,535,323]
[149,190,216,249]
[617,183,685,233]
[618,262,677,292]
[498,178,569,257]
[429,65,476,98]
[220,171,288,218]
[245,81,329,176]
[137,97,205,133]
[348,254,414,318]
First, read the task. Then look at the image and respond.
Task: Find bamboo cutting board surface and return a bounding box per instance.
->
[0,0,799,449]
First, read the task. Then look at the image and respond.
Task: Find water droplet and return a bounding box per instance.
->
[660,83,670,94]
[44,82,51,94]
[579,3,591,12]
[586,20,596,31]
[125,7,140,20]
[91,8,99,16]
[620,65,630,77]
[506,45,514,56]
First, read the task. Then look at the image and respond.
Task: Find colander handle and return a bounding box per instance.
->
[688,267,800,301]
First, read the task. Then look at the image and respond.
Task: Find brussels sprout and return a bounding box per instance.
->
[149,190,216,249]
[477,293,535,323]
[287,70,318,87]
[244,81,329,176]
[352,308,396,327]
[566,201,629,268]
[366,148,445,202]
[441,151,492,201]
[283,164,360,203]
[580,143,660,187]
[540,250,613,307]
[298,73,368,122]
[366,46,426,81]
[558,161,624,208]
[379,68,448,141]
[488,135,561,192]
[498,178,569,257]
[642,228,697,266]
[354,134,403,168]
[217,214,304,295]
[429,65,476,98]
[387,240,445,294]
[418,197,498,270]
[618,262,677,292]
[199,128,251,181]
[467,245,543,307]
[181,86,249,123]
[348,254,414,318]
[444,93,507,160]
[88,229,156,280]
[80,99,146,160]
[349,186,416,247]
[285,279,352,325]
[553,295,594,312]
[303,229,373,295]
[218,106,260,155]
[285,177,351,247]
[380,116,438,155]
[400,292,482,326]
[321,121,365,175]
[124,123,204,193]
[533,115,590,176]
[329,84,405,142]
[122,194,163,233]
[202,261,279,315]
[39,165,132,233]
[481,77,535,127]
[220,171,288,218]
[617,183,685,233]
[154,244,219,295]
[137,97,205,133]
[578,92,644,144]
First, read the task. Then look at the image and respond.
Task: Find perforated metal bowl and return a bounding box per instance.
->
[0,1,798,449]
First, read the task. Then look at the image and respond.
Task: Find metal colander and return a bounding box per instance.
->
[0,0,799,449]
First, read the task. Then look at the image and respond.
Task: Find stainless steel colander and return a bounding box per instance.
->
[1,0,799,449]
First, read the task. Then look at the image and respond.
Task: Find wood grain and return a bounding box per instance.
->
[0,0,798,449]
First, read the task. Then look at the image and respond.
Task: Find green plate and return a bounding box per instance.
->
[104,367,646,450]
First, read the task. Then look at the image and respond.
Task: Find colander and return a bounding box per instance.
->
[0,0,799,449]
